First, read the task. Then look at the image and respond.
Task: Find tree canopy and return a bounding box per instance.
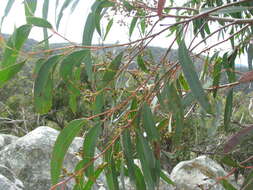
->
[1,0,253,189]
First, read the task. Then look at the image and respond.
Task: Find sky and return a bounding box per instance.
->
[0,0,248,66]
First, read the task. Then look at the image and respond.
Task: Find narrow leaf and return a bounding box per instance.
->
[27,16,52,28]
[129,17,138,37]
[137,55,148,73]
[51,119,86,185]
[178,40,212,114]
[224,89,233,131]
[104,18,113,40]
[142,102,160,141]
[82,124,102,177]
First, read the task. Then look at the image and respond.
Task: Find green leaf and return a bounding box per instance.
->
[224,89,233,131]
[42,0,50,49]
[0,25,31,68]
[104,147,120,190]
[133,164,147,190]
[34,55,61,113]
[56,0,75,29]
[59,50,89,80]
[160,170,175,185]
[212,57,222,98]
[0,61,26,88]
[142,102,160,141]
[136,131,160,190]
[24,0,37,17]
[51,119,86,185]
[82,163,107,190]
[104,18,113,40]
[82,124,102,177]
[220,156,241,168]
[220,179,237,190]
[178,40,212,114]
[129,17,138,37]
[27,16,52,28]
[122,129,139,189]
[0,0,15,29]
[93,0,115,36]
[102,52,124,86]
[137,55,149,73]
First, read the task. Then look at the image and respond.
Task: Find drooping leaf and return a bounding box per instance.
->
[178,40,212,114]
[42,0,50,49]
[34,55,61,113]
[136,131,160,190]
[142,102,160,141]
[93,0,115,36]
[0,0,15,29]
[24,0,37,17]
[129,16,138,37]
[104,18,113,40]
[56,0,75,29]
[224,89,233,131]
[27,16,53,28]
[51,119,86,185]
[104,147,120,190]
[82,124,102,177]
[102,52,124,86]
[122,129,139,189]
[0,61,26,88]
[223,125,253,154]
[212,57,222,98]
[1,25,31,68]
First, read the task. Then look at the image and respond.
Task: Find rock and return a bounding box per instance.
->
[0,165,24,190]
[170,155,239,190]
[0,134,18,151]
[0,126,84,190]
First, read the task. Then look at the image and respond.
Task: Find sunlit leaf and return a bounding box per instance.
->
[178,40,212,114]
[220,179,237,190]
[56,0,75,29]
[160,170,175,185]
[51,119,86,185]
[24,0,37,17]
